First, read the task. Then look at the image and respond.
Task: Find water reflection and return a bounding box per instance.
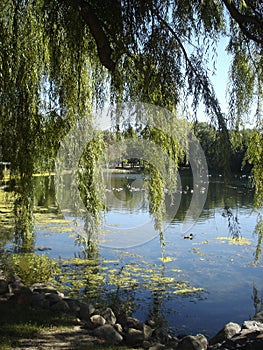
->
[253,282,263,314]
[254,213,263,263]
[222,206,241,239]
[10,175,35,252]
[0,173,262,337]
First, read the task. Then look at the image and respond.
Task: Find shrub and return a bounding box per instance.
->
[1,253,59,286]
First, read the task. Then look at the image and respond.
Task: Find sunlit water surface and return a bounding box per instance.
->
[2,173,263,337]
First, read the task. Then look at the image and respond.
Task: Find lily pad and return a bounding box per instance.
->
[216,236,251,245]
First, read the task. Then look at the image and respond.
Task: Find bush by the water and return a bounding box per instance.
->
[1,253,59,286]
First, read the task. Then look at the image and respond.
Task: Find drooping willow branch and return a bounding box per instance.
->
[152,9,228,128]
[152,7,231,173]
[221,0,263,47]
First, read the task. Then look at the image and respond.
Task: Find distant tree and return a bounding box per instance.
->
[193,122,219,172]
[229,128,253,174]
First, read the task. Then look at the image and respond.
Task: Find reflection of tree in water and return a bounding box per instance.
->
[222,206,241,239]
[252,282,263,315]
[12,176,35,253]
[147,259,168,333]
[74,215,99,260]
[254,213,263,264]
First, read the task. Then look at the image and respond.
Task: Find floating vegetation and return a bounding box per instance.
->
[34,210,75,234]
[192,247,206,256]
[158,256,174,263]
[58,254,205,303]
[62,257,100,266]
[173,287,204,295]
[216,236,251,245]
[0,190,15,235]
[171,268,182,273]
[197,240,209,245]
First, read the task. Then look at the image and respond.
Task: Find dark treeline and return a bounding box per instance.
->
[193,122,253,174]
[0,120,253,179]
[102,121,254,176]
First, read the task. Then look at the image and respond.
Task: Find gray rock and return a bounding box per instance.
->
[209,322,241,345]
[142,340,152,348]
[214,326,263,350]
[196,334,208,349]
[177,334,208,350]
[143,324,153,340]
[148,319,156,327]
[114,323,123,333]
[253,311,263,323]
[45,292,63,303]
[149,343,166,350]
[88,303,96,314]
[50,300,70,312]
[78,302,92,321]
[32,285,59,294]
[33,285,64,298]
[30,292,45,307]
[9,287,33,304]
[31,292,45,301]
[90,314,106,327]
[166,337,180,348]
[93,324,123,344]
[153,326,172,343]
[8,280,25,293]
[102,307,116,325]
[242,320,263,331]
[64,298,81,314]
[122,316,143,330]
[125,327,144,346]
[0,279,9,294]
[42,299,51,309]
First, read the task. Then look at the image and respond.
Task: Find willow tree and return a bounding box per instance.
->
[0,0,262,248]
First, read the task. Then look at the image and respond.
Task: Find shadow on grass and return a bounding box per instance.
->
[0,299,130,349]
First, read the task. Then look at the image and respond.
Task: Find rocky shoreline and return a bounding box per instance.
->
[0,278,263,350]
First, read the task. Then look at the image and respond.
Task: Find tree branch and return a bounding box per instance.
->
[221,0,263,46]
[78,1,116,72]
[152,8,229,137]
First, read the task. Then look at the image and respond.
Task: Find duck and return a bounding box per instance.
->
[184,233,193,239]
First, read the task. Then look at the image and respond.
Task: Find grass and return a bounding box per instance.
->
[0,323,41,348]
[0,300,77,348]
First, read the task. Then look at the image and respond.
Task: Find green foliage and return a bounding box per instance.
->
[193,121,253,174]
[0,0,261,177]
[144,162,165,227]
[0,0,262,252]
[1,253,60,286]
[193,122,219,171]
[78,135,105,220]
[226,1,263,125]
[245,127,263,208]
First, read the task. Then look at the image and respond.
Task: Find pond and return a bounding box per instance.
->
[1,172,262,338]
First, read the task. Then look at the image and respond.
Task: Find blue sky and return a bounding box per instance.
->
[179,35,232,124]
[210,37,231,116]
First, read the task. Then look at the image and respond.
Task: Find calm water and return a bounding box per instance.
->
[1,173,263,337]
